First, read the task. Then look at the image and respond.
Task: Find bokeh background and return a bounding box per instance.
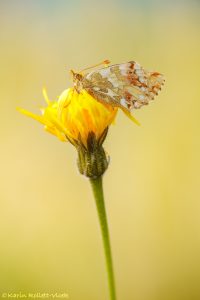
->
[0,0,200,299]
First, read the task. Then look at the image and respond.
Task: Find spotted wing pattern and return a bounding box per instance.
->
[82,61,165,111]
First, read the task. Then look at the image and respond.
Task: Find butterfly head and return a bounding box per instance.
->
[70,70,83,93]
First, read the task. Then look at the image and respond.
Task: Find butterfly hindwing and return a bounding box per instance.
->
[82,61,165,111]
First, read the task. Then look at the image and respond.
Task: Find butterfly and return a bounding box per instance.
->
[70,60,165,112]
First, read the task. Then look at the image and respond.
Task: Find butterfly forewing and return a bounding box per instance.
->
[82,61,165,111]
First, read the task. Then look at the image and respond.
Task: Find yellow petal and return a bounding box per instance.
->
[44,126,67,142]
[17,107,49,126]
[42,87,51,105]
[121,108,140,126]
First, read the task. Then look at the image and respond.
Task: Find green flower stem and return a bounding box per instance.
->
[89,176,116,300]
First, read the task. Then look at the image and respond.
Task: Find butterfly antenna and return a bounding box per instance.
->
[70,69,75,76]
[79,60,110,73]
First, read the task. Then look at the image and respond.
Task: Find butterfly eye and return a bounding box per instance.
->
[72,73,82,81]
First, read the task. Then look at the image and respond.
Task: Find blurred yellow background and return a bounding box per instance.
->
[0,0,200,299]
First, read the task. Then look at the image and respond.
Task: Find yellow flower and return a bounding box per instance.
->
[19,87,139,177]
[19,88,118,146]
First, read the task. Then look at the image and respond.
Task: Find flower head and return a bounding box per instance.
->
[19,87,139,177]
[19,88,117,145]
[19,88,118,177]
[58,88,118,147]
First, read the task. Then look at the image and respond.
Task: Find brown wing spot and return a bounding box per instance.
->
[124,91,132,101]
[151,84,162,95]
[127,76,142,87]
[123,91,134,109]
[129,62,135,69]
[104,59,111,64]
[151,72,161,77]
